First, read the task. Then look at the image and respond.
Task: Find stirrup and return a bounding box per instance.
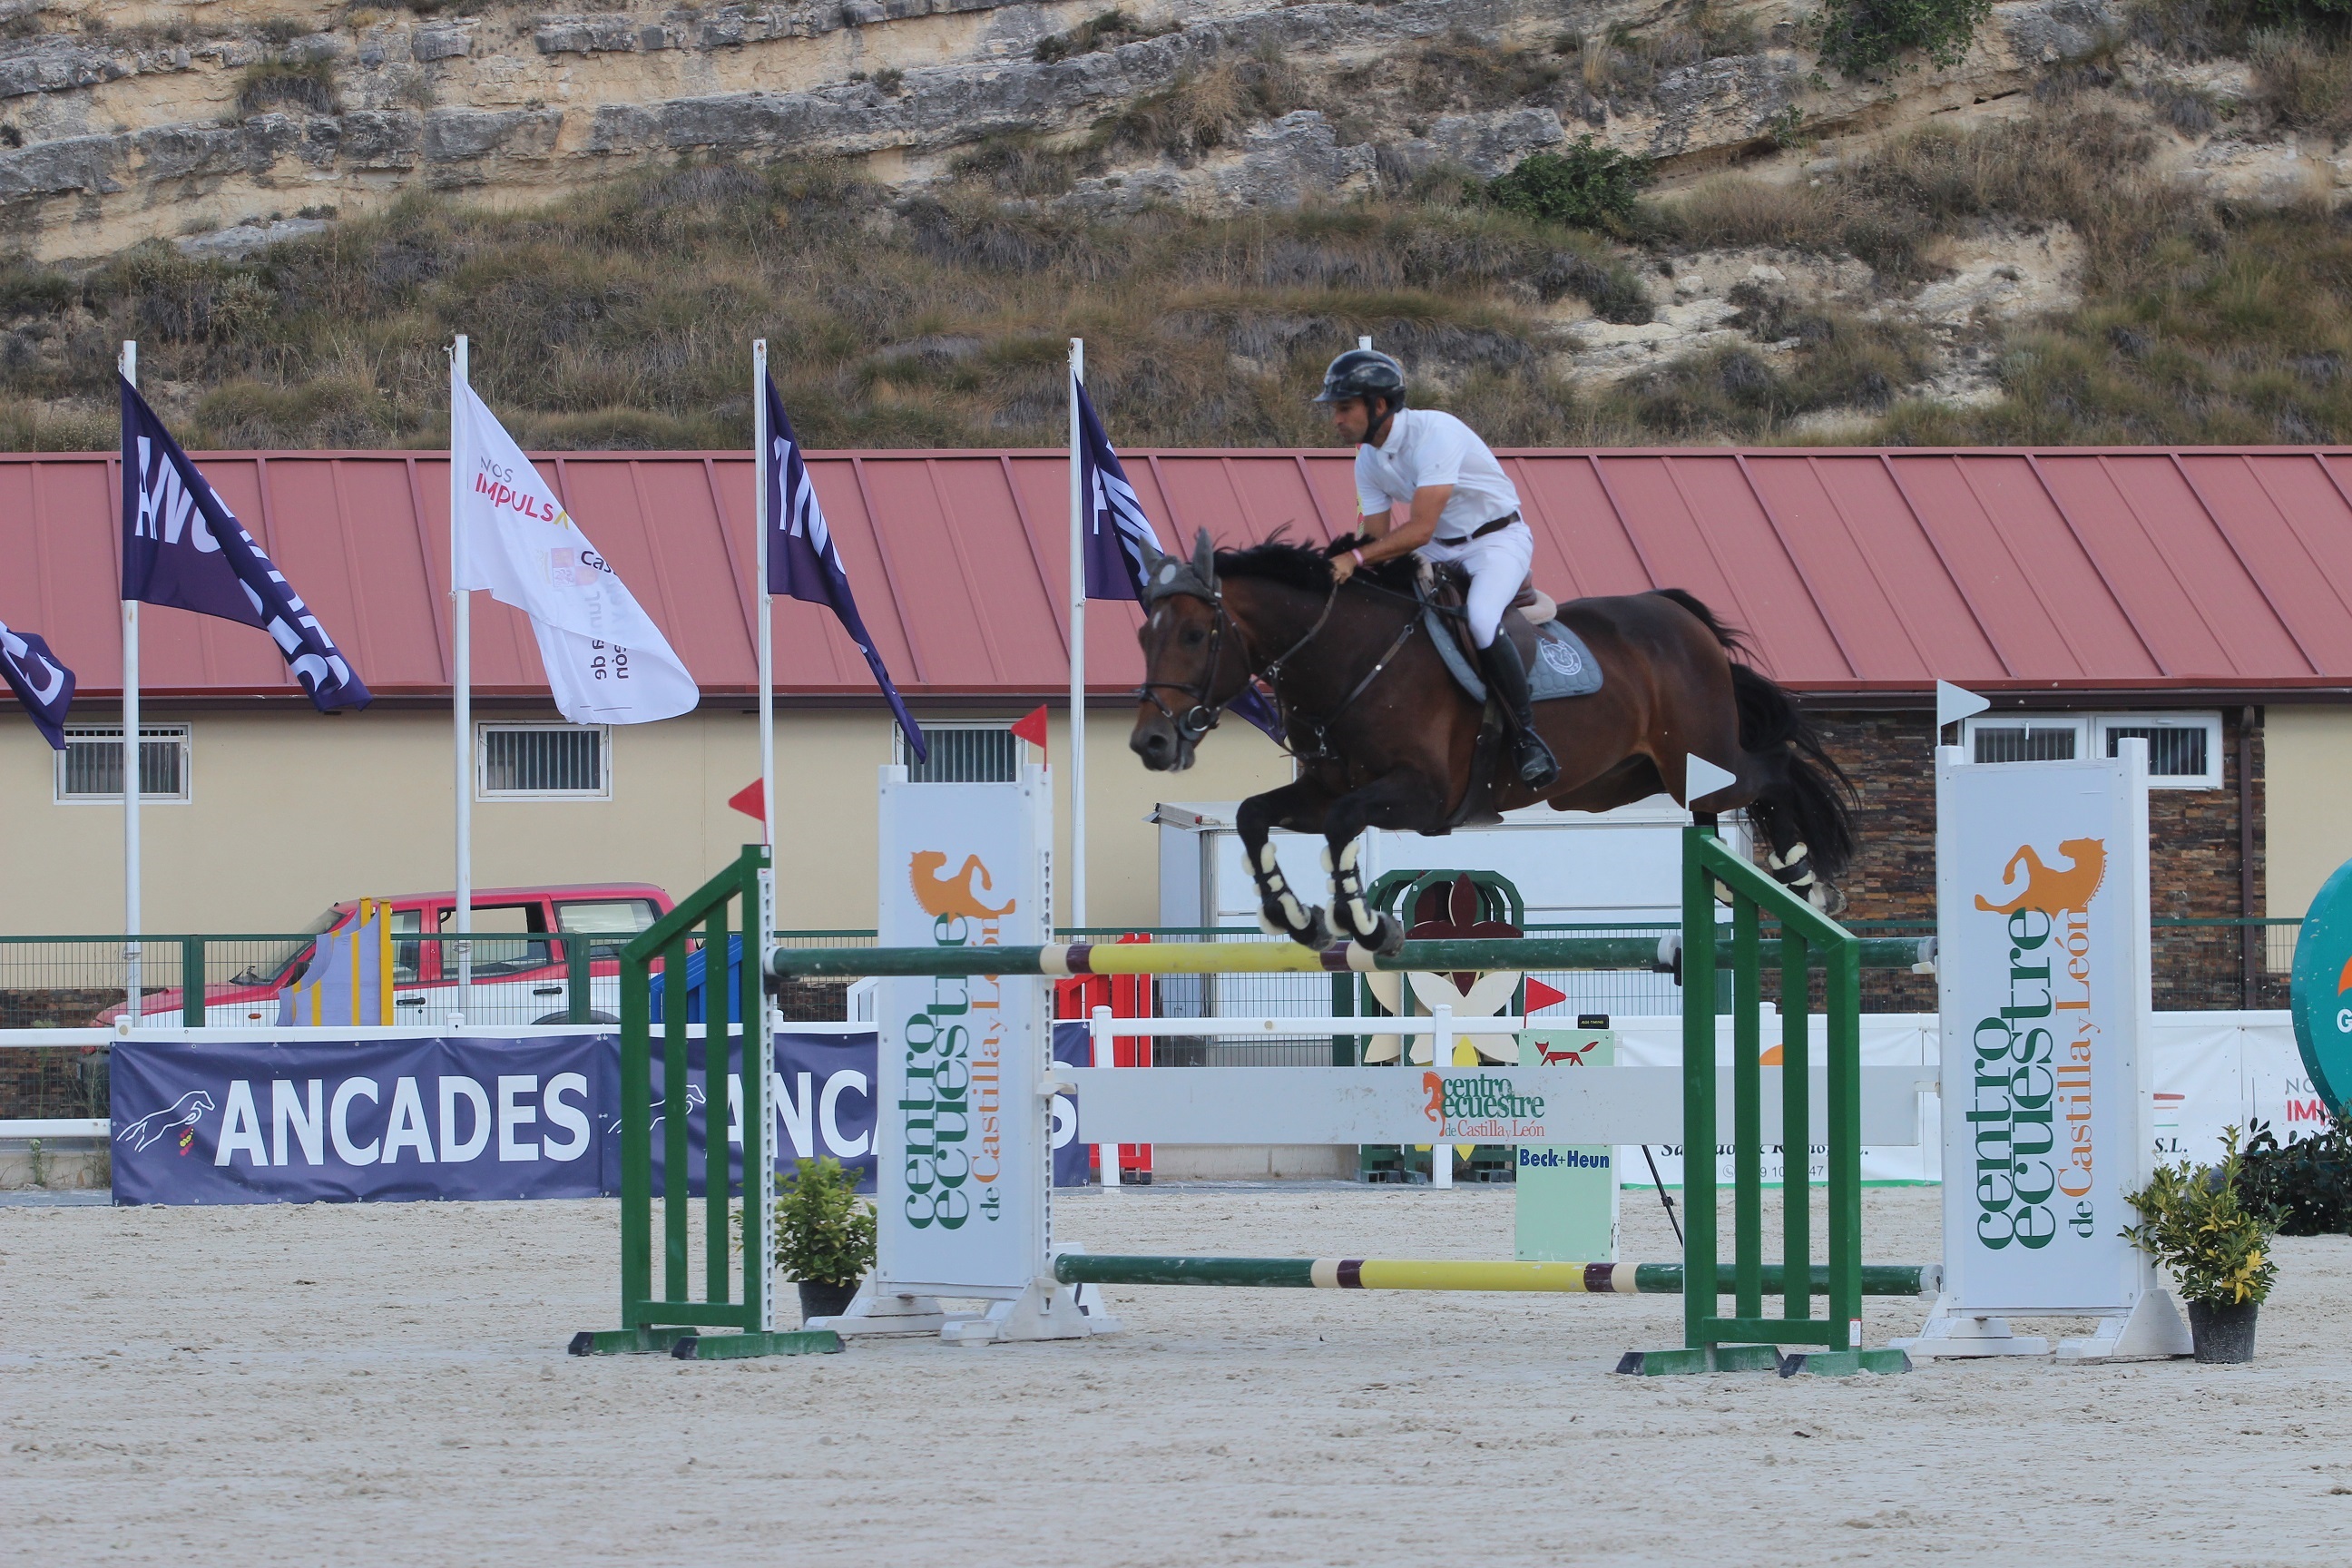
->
[1513,731,1559,789]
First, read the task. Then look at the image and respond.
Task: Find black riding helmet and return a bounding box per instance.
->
[1313,348,1406,411]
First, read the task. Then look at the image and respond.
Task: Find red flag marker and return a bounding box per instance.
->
[1011,703,1050,760]
[1524,976,1568,1013]
[728,779,764,821]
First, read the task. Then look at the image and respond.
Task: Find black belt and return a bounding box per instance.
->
[1433,513,1520,546]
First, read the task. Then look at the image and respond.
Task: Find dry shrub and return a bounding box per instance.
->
[2250,28,2352,135]
[1097,58,1305,164]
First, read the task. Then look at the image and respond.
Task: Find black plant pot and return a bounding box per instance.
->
[797,1279,862,1324]
[2186,1298,2259,1364]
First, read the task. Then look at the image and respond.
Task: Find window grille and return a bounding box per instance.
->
[897,724,1018,784]
[478,723,609,798]
[2103,724,2208,779]
[56,725,191,803]
[1971,724,2078,764]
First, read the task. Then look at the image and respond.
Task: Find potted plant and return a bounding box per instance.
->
[773,1156,877,1324]
[2122,1127,2284,1364]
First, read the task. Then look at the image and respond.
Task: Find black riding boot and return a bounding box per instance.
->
[1479,636,1559,789]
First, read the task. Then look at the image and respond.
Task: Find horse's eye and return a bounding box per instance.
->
[1182,627,1207,647]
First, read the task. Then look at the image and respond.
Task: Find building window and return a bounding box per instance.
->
[478,722,609,799]
[1960,712,2221,788]
[56,724,191,804]
[2095,714,2222,789]
[897,722,1019,783]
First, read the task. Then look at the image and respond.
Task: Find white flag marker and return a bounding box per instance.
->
[1683,752,1737,806]
[451,383,699,724]
[1936,679,1991,731]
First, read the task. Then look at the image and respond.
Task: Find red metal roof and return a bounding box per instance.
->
[6,446,2352,706]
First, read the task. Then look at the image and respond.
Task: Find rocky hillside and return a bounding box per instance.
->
[0,0,2346,449]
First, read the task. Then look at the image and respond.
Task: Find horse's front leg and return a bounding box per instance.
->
[1322,768,1451,956]
[1236,779,1338,947]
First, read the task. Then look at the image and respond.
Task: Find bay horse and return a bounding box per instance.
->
[1128,530,1856,952]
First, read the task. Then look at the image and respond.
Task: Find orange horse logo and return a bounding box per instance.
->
[909,851,1015,920]
[1974,838,2106,916]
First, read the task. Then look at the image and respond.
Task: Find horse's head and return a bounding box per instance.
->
[1131,528,1246,772]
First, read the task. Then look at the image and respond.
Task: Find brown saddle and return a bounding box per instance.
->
[1421,562,1557,670]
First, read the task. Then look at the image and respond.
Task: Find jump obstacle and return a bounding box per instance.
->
[573,769,1923,1374]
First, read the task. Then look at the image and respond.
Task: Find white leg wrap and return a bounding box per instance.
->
[1254,842,1282,874]
[1278,891,1308,928]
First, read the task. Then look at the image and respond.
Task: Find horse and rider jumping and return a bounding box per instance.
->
[1127,348,1857,954]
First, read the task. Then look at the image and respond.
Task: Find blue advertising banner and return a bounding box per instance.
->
[112,1025,1099,1206]
[112,1034,612,1206]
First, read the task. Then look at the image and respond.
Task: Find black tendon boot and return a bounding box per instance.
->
[1480,636,1559,789]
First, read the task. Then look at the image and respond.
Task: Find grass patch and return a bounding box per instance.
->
[1034,8,1173,64]
[1094,58,1307,163]
[237,56,340,117]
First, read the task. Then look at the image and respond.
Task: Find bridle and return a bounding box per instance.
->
[1135,572,1412,761]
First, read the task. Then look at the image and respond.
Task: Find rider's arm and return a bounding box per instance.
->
[1357,485,1450,564]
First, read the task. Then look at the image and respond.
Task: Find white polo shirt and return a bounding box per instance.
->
[1354,408,1522,540]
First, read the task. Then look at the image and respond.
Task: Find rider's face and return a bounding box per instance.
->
[1328,397,1373,445]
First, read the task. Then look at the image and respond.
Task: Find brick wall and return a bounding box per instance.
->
[1804,707,2269,1011]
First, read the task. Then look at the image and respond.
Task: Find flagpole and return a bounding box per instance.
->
[1066,337,1086,935]
[119,339,139,1032]
[450,334,472,1026]
[754,340,776,856]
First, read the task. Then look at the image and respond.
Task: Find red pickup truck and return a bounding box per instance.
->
[107,882,672,1027]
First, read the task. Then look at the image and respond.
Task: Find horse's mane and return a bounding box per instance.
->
[1214,538,1418,594]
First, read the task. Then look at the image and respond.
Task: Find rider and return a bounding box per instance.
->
[1318,348,1560,790]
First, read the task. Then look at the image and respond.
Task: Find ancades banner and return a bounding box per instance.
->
[112,1025,1089,1207]
[112,1034,611,1205]
[1936,745,2155,1315]
[873,764,1054,1298]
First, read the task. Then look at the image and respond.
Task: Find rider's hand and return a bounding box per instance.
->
[1331,551,1357,584]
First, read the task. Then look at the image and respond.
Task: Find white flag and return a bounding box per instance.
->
[451,383,698,723]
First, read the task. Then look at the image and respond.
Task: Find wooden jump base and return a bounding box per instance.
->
[1054,1255,1940,1297]
[763,934,1935,980]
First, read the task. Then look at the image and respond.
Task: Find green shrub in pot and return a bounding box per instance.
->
[2122,1127,2285,1362]
[773,1157,877,1319]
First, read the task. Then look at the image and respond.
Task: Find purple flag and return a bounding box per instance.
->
[119,377,369,712]
[0,617,73,750]
[1075,377,1162,602]
[762,373,926,761]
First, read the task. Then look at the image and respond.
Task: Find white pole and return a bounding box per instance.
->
[1066,338,1086,936]
[119,340,139,1033]
[754,339,776,857]
[1091,1004,1119,1193]
[450,335,472,1027]
[755,340,777,1035]
[1432,1003,1454,1190]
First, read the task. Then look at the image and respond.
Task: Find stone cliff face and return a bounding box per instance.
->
[5,0,2289,263]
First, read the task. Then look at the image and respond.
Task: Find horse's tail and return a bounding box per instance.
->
[1651,589,1857,880]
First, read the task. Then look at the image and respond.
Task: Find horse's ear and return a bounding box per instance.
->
[1191,527,1217,587]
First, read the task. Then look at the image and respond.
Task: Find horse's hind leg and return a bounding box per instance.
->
[1743,755,1844,915]
[1237,779,1337,947]
[1321,770,1447,956]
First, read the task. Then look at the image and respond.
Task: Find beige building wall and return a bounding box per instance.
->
[0,702,1291,936]
[2260,705,2352,917]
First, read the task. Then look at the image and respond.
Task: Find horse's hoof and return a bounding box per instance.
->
[1289,906,1334,949]
[1364,913,1406,957]
[1809,882,1848,918]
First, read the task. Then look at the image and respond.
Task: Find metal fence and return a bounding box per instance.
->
[0,917,2309,1122]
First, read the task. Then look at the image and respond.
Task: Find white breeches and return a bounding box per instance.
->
[1418,521,1534,649]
